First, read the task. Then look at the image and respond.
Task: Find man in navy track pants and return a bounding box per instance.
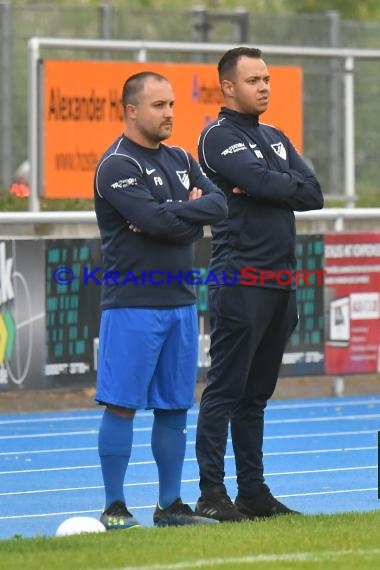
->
[194,47,324,522]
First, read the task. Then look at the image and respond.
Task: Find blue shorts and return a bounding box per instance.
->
[96,305,198,410]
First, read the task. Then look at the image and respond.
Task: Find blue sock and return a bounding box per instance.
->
[98,409,133,509]
[151,409,187,509]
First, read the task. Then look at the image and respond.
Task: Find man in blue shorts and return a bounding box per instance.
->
[94,71,227,529]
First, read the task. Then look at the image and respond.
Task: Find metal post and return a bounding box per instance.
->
[0,2,12,190]
[234,9,250,43]
[28,37,40,212]
[137,48,147,62]
[100,3,112,59]
[192,8,250,54]
[344,56,355,208]
[191,7,210,62]
[327,11,341,199]
[332,376,345,397]
[333,216,344,232]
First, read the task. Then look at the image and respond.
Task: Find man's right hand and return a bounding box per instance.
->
[189,187,203,201]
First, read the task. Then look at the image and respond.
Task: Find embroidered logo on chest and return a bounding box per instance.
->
[176,170,190,190]
[271,142,287,160]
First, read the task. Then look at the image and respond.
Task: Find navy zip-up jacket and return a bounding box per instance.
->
[94,134,227,308]
[198,107,324,289]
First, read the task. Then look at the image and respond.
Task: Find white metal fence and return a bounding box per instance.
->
[1,208,380,233]
[27,37,380,212]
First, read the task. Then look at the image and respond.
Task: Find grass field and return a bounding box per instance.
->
[1,511,379,570]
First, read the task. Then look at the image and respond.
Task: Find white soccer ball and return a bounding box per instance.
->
[56,516,106,537]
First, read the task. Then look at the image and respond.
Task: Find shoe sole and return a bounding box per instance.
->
[195,509,248,523]
[236,508,301,519]
[101,520,142,530]
[154,516,219,527]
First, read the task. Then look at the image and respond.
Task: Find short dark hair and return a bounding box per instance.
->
[122,71,168,107]
[218,47,262,81]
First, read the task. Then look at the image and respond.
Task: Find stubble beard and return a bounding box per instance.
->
[138,122,172,146]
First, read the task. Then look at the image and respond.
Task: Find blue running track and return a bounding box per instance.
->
[0,395,379,540]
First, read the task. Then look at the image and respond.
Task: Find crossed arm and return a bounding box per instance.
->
[96,154,227,244]
[200,130,324,212]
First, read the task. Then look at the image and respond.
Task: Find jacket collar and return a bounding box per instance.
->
[219,107,259,127]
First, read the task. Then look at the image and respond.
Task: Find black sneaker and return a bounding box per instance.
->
[100,500,141,530]
[195,491,248,522]
[153,498,219,527]
[235,484,301,519]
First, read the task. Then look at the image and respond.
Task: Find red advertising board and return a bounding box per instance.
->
[324,232,380,374]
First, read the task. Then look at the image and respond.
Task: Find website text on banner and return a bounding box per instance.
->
[43,60,302,198]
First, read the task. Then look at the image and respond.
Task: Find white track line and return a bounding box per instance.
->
[266,414,380,424]
[0,415,101,425]
[0,509,104,520]
[1,398,379,425]
[0,429,376,455]
[265,429,376,440]
[0,444,376,461]
[0,504,157,520]
[0,462,376,477]
[0,485,105,496]
[0,493,378,521]
[0,446,99,456]
[1,480,378,499]
[278,487,377,498]
[265,399,380,410]
[279,446,375,454]
[0,425,151,440]
[0,430,98,441]
[1,414,380,441]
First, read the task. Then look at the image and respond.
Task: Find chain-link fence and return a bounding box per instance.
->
[1,3,380,204]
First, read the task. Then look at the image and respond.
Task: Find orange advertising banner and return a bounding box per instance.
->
[43,60,303,199]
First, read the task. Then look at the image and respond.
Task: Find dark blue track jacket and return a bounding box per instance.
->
[94,134,227,308]
[198,108,324,289]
